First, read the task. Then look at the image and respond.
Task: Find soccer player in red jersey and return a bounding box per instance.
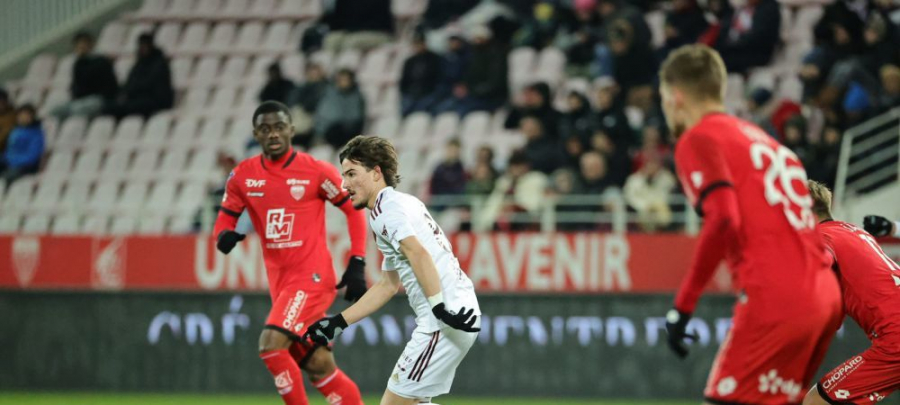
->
[659,45,843,404]
[213,101,368,405]
[804,181,900,405]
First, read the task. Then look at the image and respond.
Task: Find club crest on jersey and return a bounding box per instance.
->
[290,185,305,200]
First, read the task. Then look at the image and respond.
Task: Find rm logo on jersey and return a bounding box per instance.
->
[266,208,294,242]
[246,179,266,188]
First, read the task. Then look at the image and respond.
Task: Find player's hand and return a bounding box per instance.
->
[303,314,348,346]
[432,303,481,332]
[864,215,894,237]
[337,256,367,302]
[665,308,697,358]
[216,230,246,254]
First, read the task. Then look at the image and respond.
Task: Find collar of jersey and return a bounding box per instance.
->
[260,149,297,171]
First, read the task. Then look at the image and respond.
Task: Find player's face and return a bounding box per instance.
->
[253,112,294,159]
[660,83,687,139]
[341,159,377,209]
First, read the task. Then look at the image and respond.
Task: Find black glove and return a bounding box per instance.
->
[864,215,894,237]
[303,314,348,346]
[432,303,481,332]
[665,308,698,358]
[216,230,245,254]
[337,256,367,302]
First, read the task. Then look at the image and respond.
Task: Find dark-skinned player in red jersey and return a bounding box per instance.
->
[659,45,843,404]
[213,101,367,405]
[804,181,900,405]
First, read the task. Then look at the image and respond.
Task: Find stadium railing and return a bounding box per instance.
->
[834,107,900,205]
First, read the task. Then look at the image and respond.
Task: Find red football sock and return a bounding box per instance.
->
[313,368,363,405]
[260,349,309,405]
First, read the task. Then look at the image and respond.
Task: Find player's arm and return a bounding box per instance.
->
[399,236,480,332]
[666,132,740,357]
[213,169,246,254]
[304,265,401,345]
[318,160,369,301]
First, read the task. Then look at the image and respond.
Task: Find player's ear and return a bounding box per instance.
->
[373,165,384,182]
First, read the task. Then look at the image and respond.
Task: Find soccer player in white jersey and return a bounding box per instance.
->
[304,135,481,405]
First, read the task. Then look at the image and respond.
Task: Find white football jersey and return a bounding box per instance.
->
[368,187,480,332]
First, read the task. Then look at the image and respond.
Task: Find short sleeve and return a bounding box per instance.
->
[220,169,245,217]
[382,256,398,271]
[674,132,734,215]
[316,160,351,207]
[377,205,417,251]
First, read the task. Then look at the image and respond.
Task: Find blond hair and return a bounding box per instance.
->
[659,44,727,102]
[807,180,833,220]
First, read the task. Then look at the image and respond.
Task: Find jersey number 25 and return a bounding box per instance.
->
[750,142,816,231]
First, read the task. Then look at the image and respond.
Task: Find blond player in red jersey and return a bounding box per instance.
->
[659,45,843,404]
[804,181,900,405]
[213,101,368,405]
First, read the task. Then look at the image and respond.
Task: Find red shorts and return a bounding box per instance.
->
[816,341,900,404]
[265,286,337,362]
[704,283,843,404]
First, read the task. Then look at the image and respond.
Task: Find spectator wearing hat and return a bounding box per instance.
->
[50,31,118,121]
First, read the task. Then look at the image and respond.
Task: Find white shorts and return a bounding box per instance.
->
[387,326,478,400]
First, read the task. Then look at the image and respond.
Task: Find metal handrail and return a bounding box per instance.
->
[834,107,900,206]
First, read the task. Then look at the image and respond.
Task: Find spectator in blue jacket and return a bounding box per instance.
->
[1,104,45,184]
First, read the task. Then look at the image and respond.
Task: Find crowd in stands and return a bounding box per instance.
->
[2,0,899,233]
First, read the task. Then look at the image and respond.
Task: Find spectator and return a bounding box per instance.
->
[0,105,44,184]
[314,69,366,149]
[514,1,563,49]
[591,77,633,151]
[597,0,652,46]
[808,126,842,188]
[549,168,594,231]
[660,0,708,57]
[563,135,586,170]
[556,0,602,78]
[105,33,174,119]
[744,87,778,136]
[50,31,118,121]
[783,115,811,163]
[474,144,499,177]
[588,130,629,187]
[624,151,676,231]
[504,82,561,138]
[475,150,549,231]
[632,122,672,172]
[439,34,470,96]
[800,5,864,103]
[520,116,565,175]
[714,0,782,74]
[465,161,497,196]
[437,26,509,116]
[560,91,594,142]
[323,0,393,52]
[259,62,295,105]
[876,65,900,113]
[287,63,328,147]
[0,90,15,155]
[400,32,444,116]
[578,150,614,196]
[430,139,467,197]
[607,18,657,110]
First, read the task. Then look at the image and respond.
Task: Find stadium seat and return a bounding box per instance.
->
[21,54,56,89]
[234,22,265,54]
[100,150,132,181]
[358,45,392,85]
[15,87,44,106]
[56,179,92,215]
[276,0,322,20]
[534,47,566,87]
[247,0,278,19]
[116,181,150,215]
[180,87,211,115]
[154,22,183,54]
[28,178,65,214]
[144,180,178,214]
[261,22,294,54]
[50,214,82,235]
[85,179,122,215]
[334,48,363,70]
[22,216,51,234]
[385,46,409,84]
[81,214,109,234]
[140,112,173,150]
[206,22,238,54]
[399,112,431,147]
[83,116,116,149]
[309,50,335,74]
[130,0,169,20]
[72,149,104,176]
[114,56,135,83]
[164,0,197,18]
[170,56,193,89]
[176,22,210,55]
[460,111,491,143]
[95,21,128,54]
[381,86,400,117]
[392,0,427,19]
[168,215,195,233]
[174,181,207,216]
[219,0,249,19]
[184,150,217,180]
[158,149,191,178]
[371,115,401,141]
[51,54,76,90]
[219,56,249,85]
[280,54,305,82]
[110,216,138,234]
[509,47,536,93]
[0,213,20,233]
[40,88,70,118]
[44,150,76,174]
[54,116,89,151]
[191,0,222,19]
[111,115,146,151]
[137,215,167,234]
[245,55,276,86]
[195,116,229,147]
[431,112,460,145]
[361,84,383,119]
[645,10,666,49]
[128,150,160,181]
[777,76,804,103]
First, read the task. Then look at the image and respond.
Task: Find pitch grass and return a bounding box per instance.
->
[0,393,695,405]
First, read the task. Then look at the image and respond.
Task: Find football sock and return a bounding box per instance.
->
[313,368,363,405]
[260,349,309,405]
